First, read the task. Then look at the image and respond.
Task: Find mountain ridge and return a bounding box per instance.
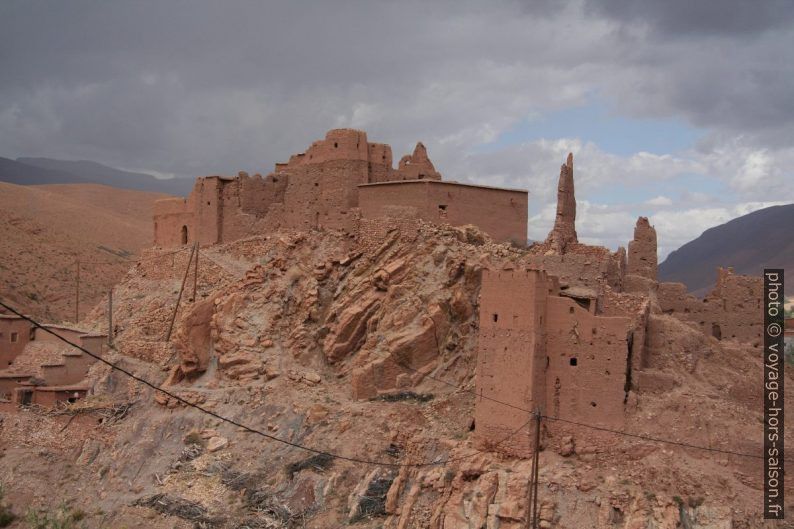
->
[659,203,794,295]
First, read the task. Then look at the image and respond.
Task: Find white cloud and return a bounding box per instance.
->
[644,195,673,207]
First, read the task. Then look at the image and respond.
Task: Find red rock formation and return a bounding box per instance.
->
[545,153,577,253]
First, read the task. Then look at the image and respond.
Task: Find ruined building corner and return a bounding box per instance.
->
[627,216,658,281]
[545,152,577,253]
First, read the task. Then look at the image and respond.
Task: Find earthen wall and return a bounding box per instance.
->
[474,268,550,457]
[358,181,528,244]
[0,317,33,368]
[657,268,763,347]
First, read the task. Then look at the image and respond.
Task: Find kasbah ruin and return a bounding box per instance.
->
[0,128,789,528]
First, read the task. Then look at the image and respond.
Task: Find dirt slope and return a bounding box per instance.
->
[0,181,170,322]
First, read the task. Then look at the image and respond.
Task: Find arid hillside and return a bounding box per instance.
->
[0,220,789,528]
[0,181,171,322]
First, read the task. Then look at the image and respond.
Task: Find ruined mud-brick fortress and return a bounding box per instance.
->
[153,128,528,247]
[0,128,766,453]
[152,129,765,458]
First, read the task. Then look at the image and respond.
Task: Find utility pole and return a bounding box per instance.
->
[107,289,113,346]
[165,243,196,342]
[530,410,542,529]
[75,259,80,323]
[191,242,198,302]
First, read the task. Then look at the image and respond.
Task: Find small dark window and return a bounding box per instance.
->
[67,397,78,404]
[207,201,210,205]
[181,225,189,245]
[314,182,319,186]
[569,357,577,366]
[273,177,278,183]
[492,314,498,323]
[10,332,18,343]
[569,306,574,314]
[334,142,338,148]
[418,174,425,179]
[590,401,597,407]
[438,205,447,211]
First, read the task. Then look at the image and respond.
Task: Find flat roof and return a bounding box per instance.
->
[0,372,32,379]
[358,179,528,194]
[38,324,88,334]
[35,385,89,392]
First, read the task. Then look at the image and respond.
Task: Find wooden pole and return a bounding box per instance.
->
[107,289,113,346]
[526,410,535,529]
[75,259,80,323]
[191,242,198,302]
[165,243,196,342]
[530,411,542,529]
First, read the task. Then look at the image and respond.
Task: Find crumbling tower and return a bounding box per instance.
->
[545,153,577,253]
[397,142,442,181]
[627,217,658,280]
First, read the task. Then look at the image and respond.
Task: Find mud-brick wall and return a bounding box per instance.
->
[32,388,87,407]
[277,159,369,233]
[0,375,31,399]
[474,269,549,458]
[0,318,33,368]
[358,181,528,244]
[544,296,632,429]
[657,269,764,347]
[41,354,88,386]
[524,249,625,292]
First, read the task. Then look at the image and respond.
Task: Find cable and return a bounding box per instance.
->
[75,246,192,266]
[0,299,528,468]
[383,355,788,463]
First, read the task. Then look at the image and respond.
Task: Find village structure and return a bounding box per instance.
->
[153,129,528,248]
[0,315,106,406]
[0,128,766,453]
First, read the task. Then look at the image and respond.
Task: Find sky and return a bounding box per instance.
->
[1,0,792,259]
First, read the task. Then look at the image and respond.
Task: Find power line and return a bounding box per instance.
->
[384,355,787,463]
[75,246,192,266]
[0,299,529,469]
[3,294,781,464]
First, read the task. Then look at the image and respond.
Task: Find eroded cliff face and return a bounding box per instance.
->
[1,220,790,529]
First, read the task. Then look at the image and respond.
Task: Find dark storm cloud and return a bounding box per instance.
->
[0,0,792,187]
[585,0,794,36]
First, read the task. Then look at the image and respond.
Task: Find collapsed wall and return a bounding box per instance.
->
[658,267,764,347]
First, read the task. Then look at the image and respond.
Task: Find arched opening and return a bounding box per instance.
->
[181,225,189,245]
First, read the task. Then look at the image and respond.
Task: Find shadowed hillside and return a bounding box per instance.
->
[0,156,193,195]
[659,203,794,295]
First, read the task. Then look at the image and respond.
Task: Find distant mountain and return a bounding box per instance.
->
[0,156,97,186]
[0,156,194,195]
[659,203,794,296]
